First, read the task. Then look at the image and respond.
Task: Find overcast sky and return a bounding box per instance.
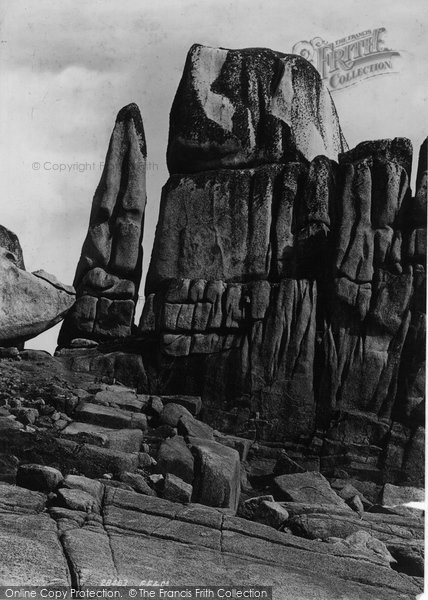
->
[0,0,427,351]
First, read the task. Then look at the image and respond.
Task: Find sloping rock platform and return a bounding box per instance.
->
[0,482,421,599]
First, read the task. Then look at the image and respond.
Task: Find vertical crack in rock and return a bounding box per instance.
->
[58,103,147,346]
[101,486,120,579]
[53,519,80,589]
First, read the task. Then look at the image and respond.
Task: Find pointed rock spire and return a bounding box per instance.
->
[58,103,147,345]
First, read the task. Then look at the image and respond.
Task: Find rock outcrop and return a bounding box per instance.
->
[1,480,421,597]
[58,103,147,345]
[138,45,425,487]
[0,228,75,346]
[167,44,347,173]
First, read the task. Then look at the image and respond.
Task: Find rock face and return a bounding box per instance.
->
[0,224,25,269]
[167,44,347,173]
[138,45,425,487]
[0,248,75,346]
[58,103,147,345]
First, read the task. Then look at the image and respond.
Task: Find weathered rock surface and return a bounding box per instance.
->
[274,471,350,508]
[319,140,413,425]
[58,103,147,345]
[156,435,194,483]
[163,473,192,503]
[0,248,75,346]
[0,351,423,595]
[56,346,149,391]
[16,464,63,492]
[190,437,241,511]
[0,44,423,596]
[288,510,424,544]
[0,482,422,597]
[326,531,396,567]
[381,483,424,509]
[138,45,425,488]
[0,224,25,269]
[167,44,347,173]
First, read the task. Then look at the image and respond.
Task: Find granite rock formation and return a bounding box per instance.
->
[139,45,425,487]
[167,44,348,173]
[1,480,421,597]
[58,103,147,345]
[0,352,423,593]
[0,226,75,346]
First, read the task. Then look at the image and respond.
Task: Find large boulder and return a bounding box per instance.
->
[190,437,241,512]
[16,464,63,493]
[58,103,147,345]
[167,44,347,173]
[156,436,194,484]
[274,472,350,508]
[0,249,75,346]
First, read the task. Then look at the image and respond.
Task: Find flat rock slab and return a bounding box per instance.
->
[57,488,99,513]
[62,474,104,504]
[93,390,148,412]
[161,395,202,416]
[381,483,425,506]
[76,488,421,598]
[288,511,424,543]
[61,421,143,452]
[274,471,350,508]
[0,483,46,513]
[0,484,421,598]
[0,510,71,585]
[75,402,146,430]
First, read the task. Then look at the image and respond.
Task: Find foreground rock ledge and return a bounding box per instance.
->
[0,482,421,599]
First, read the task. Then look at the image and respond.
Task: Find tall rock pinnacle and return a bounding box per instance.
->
[58,103,147,345]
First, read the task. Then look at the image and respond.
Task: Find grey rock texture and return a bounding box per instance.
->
[59,103,147,345]
[0,351,423,590]
[0,248,75,346]
[167,44,347,173]
[138,45,425,487]
[0,482,422,597]
[0,224,25,269]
